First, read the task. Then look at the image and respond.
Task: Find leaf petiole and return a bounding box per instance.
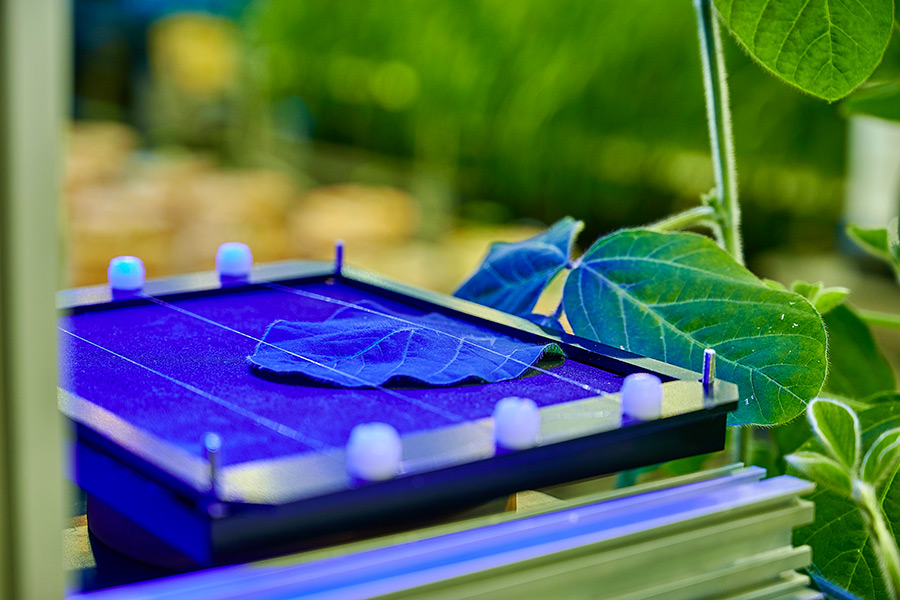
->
[857,309,900,332]
[648,205,720,237]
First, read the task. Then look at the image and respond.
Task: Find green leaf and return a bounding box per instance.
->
[562,230,827,426]
[785,450,853,497]
[862,427,900,489]
[791,280,850,314]
[454,217,583,317]
[793,397,900,599]
[845,80,900,122]
[846,220,900,283]
[808,398,861,471]
[714,0,894,101]
[847,223,892,261]
[791,280,824,299]
[823,304,896,399]
[807,568,865,600]
[814,288,852,315]
[762,278,788,291]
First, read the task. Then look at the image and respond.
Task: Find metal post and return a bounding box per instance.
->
[0,0,68,597]
[702,348,716,401]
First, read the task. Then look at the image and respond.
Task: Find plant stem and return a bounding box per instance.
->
[855,481,900,599]
[649,205,719,235]
[693,0,744,265]
[858,309,900,331]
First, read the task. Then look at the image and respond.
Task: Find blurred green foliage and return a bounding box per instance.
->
[243,0,868,255]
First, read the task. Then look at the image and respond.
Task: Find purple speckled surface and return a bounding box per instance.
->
[59,281,624,466]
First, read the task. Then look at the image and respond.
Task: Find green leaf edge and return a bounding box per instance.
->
[714,0,895,102]
[785,450,853,497]
[563,228,828,427]
[862,427,900,489]
[808,398,862,472]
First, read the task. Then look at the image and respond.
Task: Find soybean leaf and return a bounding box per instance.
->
[792,398,900,600]
[523,303,565,330]
[791,280,850,314]
[454,216,583,317]
[823,304,896,399]
[769,390,893,477]
[807,568,864,600]
[714,0,894,101]
[862,427,900,490]
[845,80,900,122]
[785,450,853,497]
[847,223,892,261]
[248,301,564,387]
[808,398,861,471]
[562,229,827,426]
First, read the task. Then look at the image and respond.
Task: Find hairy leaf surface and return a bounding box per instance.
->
[249,302,564,387]
[807,398,860,471]
[792,397,900,599]
[785,450,852,496]
[715,0,893,101]
[455,216,583,317]
[562,230,827,425]
[862,427,900,489]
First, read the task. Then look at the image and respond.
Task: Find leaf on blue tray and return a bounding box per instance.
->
[248,301,565,387]
[454,216,583,317]
[562,229,827,426]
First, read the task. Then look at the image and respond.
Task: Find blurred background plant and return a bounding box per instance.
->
[70,1,898,287]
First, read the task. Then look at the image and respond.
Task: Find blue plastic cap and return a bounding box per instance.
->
[216,242,253,278]
[107,256,145,291]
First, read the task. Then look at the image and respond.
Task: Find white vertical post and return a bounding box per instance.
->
[845,116,900,228]
[0,1,68,598]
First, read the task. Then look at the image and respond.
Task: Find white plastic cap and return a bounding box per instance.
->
[216,242,253,278]
[621,373,663,420]
[493,397,541,450]
[107,256,145,291]
[346,423,402,481]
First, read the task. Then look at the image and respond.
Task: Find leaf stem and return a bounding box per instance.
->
[858,309,900,331]
[855,481,900,599]
[648,205,719,235]
[693,0,744,265]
